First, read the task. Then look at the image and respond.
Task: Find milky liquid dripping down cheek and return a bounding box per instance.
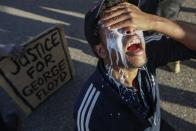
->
[105,29,128,68]
[136,30,145,45]
[104,30,145,86]
[105,29,128,86]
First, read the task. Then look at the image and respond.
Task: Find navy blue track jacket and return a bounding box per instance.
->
[74,34,196,131]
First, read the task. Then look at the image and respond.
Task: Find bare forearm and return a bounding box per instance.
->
[152,16,196,50]
[101,2,196,50]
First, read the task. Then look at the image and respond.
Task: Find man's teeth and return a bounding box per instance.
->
[128,39,140,46]
[133,39,140,44]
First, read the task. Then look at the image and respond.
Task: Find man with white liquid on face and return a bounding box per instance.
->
[73,0,196,131]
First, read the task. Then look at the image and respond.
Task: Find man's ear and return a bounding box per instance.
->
[95,43,107,59]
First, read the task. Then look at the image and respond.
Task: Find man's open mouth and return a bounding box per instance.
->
[125,37,144,56]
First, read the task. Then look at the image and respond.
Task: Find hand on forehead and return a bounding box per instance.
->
[99,2,138,29]
[98,2,152,31]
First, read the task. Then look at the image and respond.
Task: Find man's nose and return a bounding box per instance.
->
[120,27,135,35]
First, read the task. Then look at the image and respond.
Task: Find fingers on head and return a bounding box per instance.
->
[103,13,132,26]
[110,19,133,29]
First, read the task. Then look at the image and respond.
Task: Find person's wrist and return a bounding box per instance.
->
[147,14,160,31]
[150,15,170,32]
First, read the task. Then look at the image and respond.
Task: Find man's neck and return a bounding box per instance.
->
[112,67,138,87]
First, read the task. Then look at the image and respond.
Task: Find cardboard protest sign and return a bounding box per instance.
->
[0,25,73,114]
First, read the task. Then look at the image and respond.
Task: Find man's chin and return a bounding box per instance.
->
[127,59,147,68]
[112,58,147,69]
[104,52,147,69]
[126,54,147,68]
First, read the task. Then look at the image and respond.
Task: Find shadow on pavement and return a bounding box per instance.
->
[181,59,196,69]
[158,65,171,72]
[158,59,196,72]
[159,84,196,108]
[181,7,196,13]
[161,109,196,131]
[0,0,94,56]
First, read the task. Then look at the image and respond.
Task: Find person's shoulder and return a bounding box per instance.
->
[73,71,103,130]
[73,70,102,115]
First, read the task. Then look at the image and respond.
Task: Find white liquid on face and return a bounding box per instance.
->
[105,29,145,68]
[104,29,145,86]
[105,29,128,68]
[136,31,145,45]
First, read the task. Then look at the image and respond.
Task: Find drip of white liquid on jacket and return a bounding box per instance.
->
[105,64,127,88]
[105,29,128,68]
[105,64,121,88]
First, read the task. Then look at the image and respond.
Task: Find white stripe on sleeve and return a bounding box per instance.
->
[77,83,93,131]
[81,88,96,131]
[85,91,100,131]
